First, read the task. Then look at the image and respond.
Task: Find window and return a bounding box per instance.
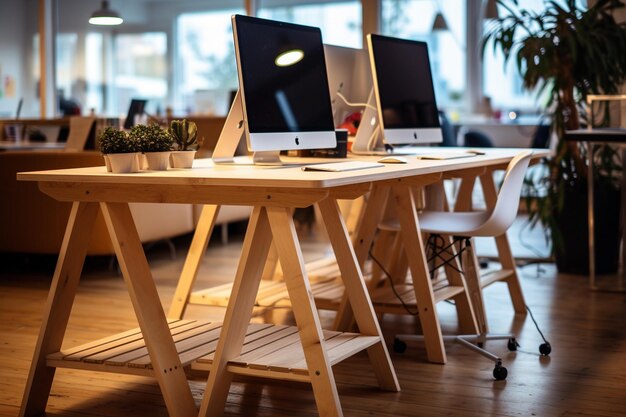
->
[381,0,466,110]
[176,8,243,116]
[85,33,104,115]
[114,32,168,117]
[258,1,362,48]
[482,0,551,113]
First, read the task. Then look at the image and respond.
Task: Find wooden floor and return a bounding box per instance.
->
[1,223,625,417]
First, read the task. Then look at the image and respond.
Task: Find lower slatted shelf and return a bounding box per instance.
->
[46,320,380,382]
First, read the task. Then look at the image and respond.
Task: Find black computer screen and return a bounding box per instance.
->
[234,15,335,134]
[123,99,147,130]
[370,34,440,130]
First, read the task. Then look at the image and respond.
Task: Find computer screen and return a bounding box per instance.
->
[123,99,147,130]
[232,14,336,154]
[368,34,442,146]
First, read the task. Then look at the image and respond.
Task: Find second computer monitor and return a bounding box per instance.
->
[368,34,442,145]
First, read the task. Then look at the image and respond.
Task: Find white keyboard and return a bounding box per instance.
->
[415,151,481,160]
[302,161,383,172]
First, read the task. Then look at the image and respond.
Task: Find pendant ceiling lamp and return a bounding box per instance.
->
[89,1,123,26]
[431,11,449,32]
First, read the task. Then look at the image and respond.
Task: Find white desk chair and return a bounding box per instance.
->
[391,150,550,379]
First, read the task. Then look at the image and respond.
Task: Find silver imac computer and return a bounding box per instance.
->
[212,14,336,165]
[352,34,443,154]
[323,44,371,128]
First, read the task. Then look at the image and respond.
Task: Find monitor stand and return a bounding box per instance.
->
[351,89,385,155]
[212,91,282,165]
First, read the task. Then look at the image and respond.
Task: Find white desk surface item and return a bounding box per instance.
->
[415,151,478,160]
[377,156,408,164]
[302,160,383,172]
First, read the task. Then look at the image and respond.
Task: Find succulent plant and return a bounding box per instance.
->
[97,127,138,154]
[129,123,173,153]
[169,119,204,151]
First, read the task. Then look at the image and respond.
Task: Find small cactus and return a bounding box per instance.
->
[169,119,203,151]
[98,127,138,154]
[130,123,173,152]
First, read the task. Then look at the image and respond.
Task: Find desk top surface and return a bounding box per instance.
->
[18,147,550,190]
[565,129,626,143]
[0,141,66,151]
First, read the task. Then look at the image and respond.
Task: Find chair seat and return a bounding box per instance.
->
[379,210,493,237]
[419,210,493,236]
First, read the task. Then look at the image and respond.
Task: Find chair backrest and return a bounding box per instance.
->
[65,116,95,151]
[479,150,533,236]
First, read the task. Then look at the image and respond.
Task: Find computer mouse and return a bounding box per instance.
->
[377,156,408,164]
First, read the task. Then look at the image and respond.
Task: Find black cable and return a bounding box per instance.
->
[525,304,549,344]
[368,235,467,316]
[368,248,419,316]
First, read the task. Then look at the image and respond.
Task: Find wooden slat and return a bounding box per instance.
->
[480,269,515,288]
[123,322,225,368]
[195,324,295,365]
[61,320,201,363]
[47,319,183,361]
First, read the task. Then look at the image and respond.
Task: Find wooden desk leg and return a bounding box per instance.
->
[267,205,343,417]
[334,186,390,331]
[479,173,527,314]
[318,197,400,392]
[392,184,446,364]
[168,204,221,319]
[200,206,273,417]
[100,202,196,417]
[463,238,489,335]
[20,202,99,417]
[453,176,476,212]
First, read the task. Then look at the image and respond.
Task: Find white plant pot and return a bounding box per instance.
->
[144,151,171,170]
[107,153,140,173]
[170,150,196,168]
[103,154,112,172]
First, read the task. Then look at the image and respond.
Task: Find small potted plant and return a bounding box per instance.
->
[97,126,140,173]
[169,119,204,168]
[130,123,173,171]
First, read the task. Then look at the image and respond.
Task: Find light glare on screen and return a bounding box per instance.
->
[275,49,304,67]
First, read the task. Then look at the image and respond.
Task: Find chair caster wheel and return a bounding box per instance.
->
[393,338,407,353]
[507,338,519,351]
[539,342,551,356]
[493,364,508,381]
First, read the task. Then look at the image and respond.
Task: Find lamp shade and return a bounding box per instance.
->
[89,1,123,26]
[431,12,449,31]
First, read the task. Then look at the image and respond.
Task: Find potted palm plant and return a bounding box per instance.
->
[130,123,174,171]
[98,126,140,173]
[484,0,626,273]
[169,119,204,168]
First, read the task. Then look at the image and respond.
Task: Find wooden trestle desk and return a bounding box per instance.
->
[18,150,539,417]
